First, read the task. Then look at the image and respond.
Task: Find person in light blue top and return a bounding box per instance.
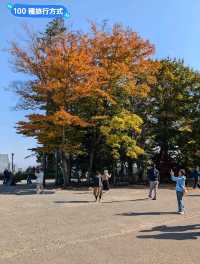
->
[170,169,186,215]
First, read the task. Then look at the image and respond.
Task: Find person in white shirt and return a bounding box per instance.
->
[102,169,111,191]
[35,167,44,194]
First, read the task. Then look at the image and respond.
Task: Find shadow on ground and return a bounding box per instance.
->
[137,224,200,240]
[54,198,149,204]
[117,211,177,216]
[140,224,200,233]
[54,200,94,204]
[0,184,55,195]
[187,194,200,197]
[103,198,148,204]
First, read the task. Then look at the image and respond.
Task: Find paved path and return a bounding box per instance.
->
[0,185,200,264]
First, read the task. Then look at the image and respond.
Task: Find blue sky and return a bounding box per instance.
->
[1,0,200,169]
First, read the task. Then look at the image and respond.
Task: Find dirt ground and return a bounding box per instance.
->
[1,183,200,264]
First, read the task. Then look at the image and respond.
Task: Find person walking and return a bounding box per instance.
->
[27,174,32,185]
[35,167,44,194]
[3,169,9,184]
[170,169,186,215]
[191,166,200,189]
[102,169,111,191]
[93,171,103,202]
[147,163,160,200]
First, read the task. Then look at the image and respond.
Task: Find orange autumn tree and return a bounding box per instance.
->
[11,26,97,186]
[10,21,159,185]
[74,23,159,178]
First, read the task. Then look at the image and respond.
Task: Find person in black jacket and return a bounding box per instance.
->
[3,169,9,184]
[191,166,200,189]
[147,163,160,200]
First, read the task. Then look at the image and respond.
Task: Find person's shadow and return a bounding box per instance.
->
[187,194,200,197]
[137,224,200,240]
[117,211,177,216]
[54,200,93,204]
[103,198,148,204]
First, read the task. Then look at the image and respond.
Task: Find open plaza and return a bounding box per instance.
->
[1,184,200,264]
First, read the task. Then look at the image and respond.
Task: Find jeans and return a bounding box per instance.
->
[149,181,159,199]
[176,191,184,212]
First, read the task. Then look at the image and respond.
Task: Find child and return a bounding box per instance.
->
[93,171,103,202]
[170,169,186,214]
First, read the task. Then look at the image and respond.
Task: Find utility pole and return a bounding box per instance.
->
[11,153,14,173]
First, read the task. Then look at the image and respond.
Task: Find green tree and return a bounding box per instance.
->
[146,59,200,180]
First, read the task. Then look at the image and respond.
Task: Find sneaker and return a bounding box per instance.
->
[179,211,185,215]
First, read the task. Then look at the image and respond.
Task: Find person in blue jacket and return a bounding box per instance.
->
[170,169,186,215]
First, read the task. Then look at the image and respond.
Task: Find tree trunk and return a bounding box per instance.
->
[68,155,72,182]
[136,158,145,184]
[61,151,70,188]
[88,148,95,186]
[43,153,47,188]
[112,161,116,185]
[128,160,135,184]
[55,150,63,186]
[158,145,173,183]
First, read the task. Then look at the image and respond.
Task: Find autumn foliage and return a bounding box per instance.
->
[10,21,159,185]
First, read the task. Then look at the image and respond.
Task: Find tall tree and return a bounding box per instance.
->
[39,18,67,185]
[77,23,159,179]
[146,59,200,180]
[10,22,158,186]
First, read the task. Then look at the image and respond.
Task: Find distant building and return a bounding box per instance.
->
[0,154,10,173]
